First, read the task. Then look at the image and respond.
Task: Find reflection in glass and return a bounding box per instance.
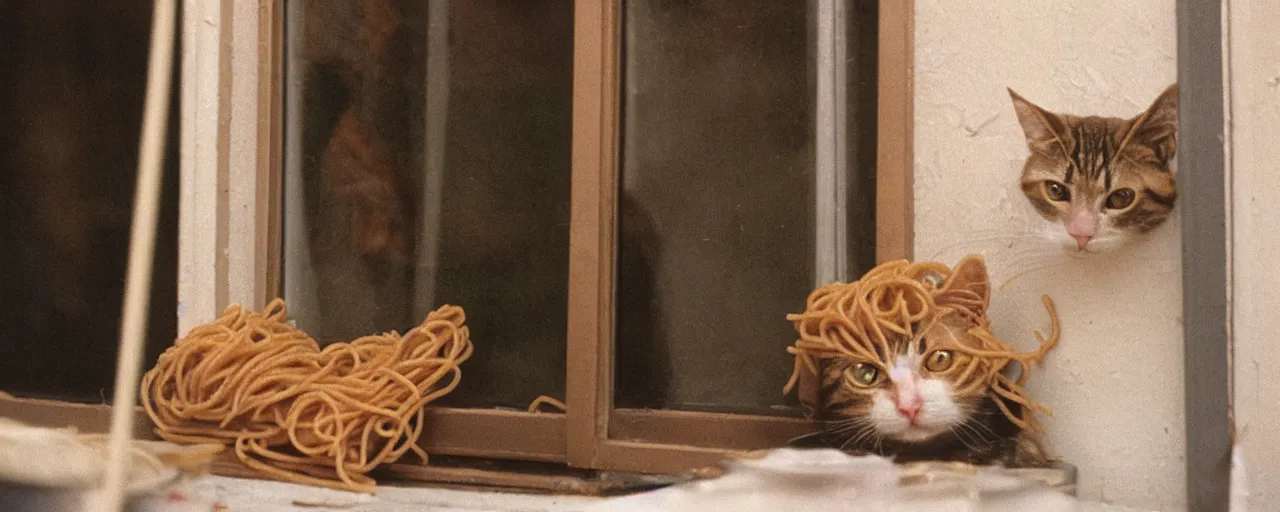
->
[615,0,818,414]
[282,1,573,409]
[846,0,879,275]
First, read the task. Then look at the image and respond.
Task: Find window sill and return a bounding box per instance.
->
[166,474,602,512]
[152,474,1148,512]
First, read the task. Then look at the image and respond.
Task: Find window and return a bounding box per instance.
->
[209,0,912,476]
[0,0,913,482]
[268,0,907,475]
[0,1,180,405]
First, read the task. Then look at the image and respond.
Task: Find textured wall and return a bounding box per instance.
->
[1228,0,1280,508]
[913,1,1184,508]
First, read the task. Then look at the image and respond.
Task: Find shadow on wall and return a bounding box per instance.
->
[0,1,180,403]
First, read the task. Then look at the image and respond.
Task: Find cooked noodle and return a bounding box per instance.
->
[526,395,567,414]
[140,299,472,493]
[783,259,1060,433]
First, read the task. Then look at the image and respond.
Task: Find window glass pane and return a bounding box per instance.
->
[282,1,573,409]
[615,0,817,414]
[0,2,180,402]
[846,0,879,274]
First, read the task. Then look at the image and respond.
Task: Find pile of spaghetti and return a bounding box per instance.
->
[783,256,1061,433]
[140,299,472,493]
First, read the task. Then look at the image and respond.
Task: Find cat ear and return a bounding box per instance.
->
[1008,88,1069,155]
[937,255,991,318]
[1120,83,1178,166]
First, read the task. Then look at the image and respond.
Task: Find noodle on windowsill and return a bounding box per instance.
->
[140,298,473,493]
[527,395,568,414]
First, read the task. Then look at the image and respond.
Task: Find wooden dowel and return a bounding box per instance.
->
[93,0,177,510]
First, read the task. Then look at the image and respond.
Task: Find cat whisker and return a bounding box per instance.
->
[850,424,879,447]
[991,245,1072,269]
[822,417,870,436]
[923,223,1062,257]
[840,424,877,452]
[826,422,866,437]
[964,404,998,417]
[955,419,994,446]
[818,417,852,428]
[783,430,827,447]
[925,232,1032,261]
[951,419,997,452]
[949,425,981,452]
[965,417,1000,441]
[995,259,1072,295]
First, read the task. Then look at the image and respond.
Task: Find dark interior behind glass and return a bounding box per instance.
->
[282,1,573,409]
[0,1,180,403]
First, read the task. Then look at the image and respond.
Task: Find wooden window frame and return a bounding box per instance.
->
[0,0,914,479]
[566,0,914,474]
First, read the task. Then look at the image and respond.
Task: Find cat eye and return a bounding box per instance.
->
[925,350,954,372]
[1043,181,1070,202]
[848,363,881,386]
[1105,188,1136,210]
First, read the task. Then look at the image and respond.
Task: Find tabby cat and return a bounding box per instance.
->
[817,257,1047,467]
[1008,84,1178,252]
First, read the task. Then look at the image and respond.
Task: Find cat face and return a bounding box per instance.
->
[1008,84,1178,252]
[820,315,987,446]
[819,258,994,449]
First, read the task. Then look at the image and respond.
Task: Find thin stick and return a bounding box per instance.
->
[94,0,177,509]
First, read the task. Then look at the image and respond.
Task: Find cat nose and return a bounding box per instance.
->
[892,391,922,422]
[1066,209,1097,250]
[897,402,920,422]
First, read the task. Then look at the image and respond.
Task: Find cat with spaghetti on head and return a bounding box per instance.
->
[786,255,1060,467]
[1007,85,1179,253]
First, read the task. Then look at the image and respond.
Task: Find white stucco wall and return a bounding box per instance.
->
[913,1,1184,509]
[1228,1,1280,509]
